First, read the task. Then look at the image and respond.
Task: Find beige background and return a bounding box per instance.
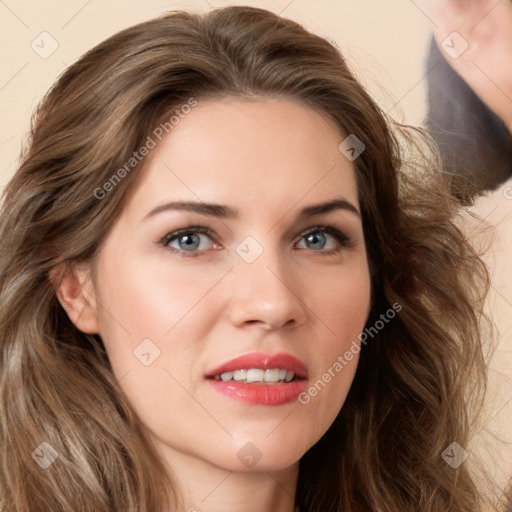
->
[1,0,511,498]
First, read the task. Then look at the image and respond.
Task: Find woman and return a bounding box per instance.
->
[0,6,493,512]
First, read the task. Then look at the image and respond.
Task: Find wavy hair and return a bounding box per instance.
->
[0,6,491,512]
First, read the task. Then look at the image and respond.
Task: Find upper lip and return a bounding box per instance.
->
[205,352,309,379]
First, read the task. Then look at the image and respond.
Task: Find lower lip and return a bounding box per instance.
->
[207,379,308,405]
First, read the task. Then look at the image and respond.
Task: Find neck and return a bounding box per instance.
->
[158,443,300,512]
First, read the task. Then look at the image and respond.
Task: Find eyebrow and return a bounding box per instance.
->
[143,197,361,221]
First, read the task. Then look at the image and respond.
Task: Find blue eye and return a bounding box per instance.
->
[160,224,353,258]
[297,225,353,254]
[162,226,216,257]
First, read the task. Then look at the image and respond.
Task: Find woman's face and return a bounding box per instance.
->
[68,97,371,473]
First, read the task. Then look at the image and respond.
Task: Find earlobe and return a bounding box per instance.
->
[50,263,100,334]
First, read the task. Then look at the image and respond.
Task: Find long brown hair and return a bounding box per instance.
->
[0,6,491,511]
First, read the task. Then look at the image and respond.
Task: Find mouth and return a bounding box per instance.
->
[204,352,309,405]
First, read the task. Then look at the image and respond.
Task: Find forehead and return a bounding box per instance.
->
[124,97,359,221]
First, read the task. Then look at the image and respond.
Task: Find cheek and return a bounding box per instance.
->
[324,275,370,331]
[313,257,371,345]
[301,259,370,413]
[90,256,227,424]
[95,255,226,338]
[92,253,231,382]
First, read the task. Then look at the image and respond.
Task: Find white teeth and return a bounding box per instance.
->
[233,370,247,381]
[246,369,264,382]
[216,368,296,383]
[264,369,280,382]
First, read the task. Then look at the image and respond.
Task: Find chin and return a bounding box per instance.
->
[222,437,311,473]
[220,455,303,474]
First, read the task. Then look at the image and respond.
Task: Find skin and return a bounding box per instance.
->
[431,0,512,132]
[57,97,371,512]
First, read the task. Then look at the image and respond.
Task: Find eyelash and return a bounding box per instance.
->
[160,224,354,259]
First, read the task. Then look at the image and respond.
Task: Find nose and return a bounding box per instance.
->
[228,247,308,331]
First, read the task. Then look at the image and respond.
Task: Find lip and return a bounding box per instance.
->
[205,352,309,406]
[205,352,309,379]
[207,379,308,405]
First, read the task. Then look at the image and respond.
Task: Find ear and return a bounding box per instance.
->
[50,263,100,334]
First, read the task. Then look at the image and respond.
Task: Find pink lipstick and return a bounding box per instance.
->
[205,352,309,405]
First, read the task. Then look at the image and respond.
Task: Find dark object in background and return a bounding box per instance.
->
[426,36,512,204]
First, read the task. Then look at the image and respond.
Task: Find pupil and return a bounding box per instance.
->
[180,235,199,250]
[307,232,325,248]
